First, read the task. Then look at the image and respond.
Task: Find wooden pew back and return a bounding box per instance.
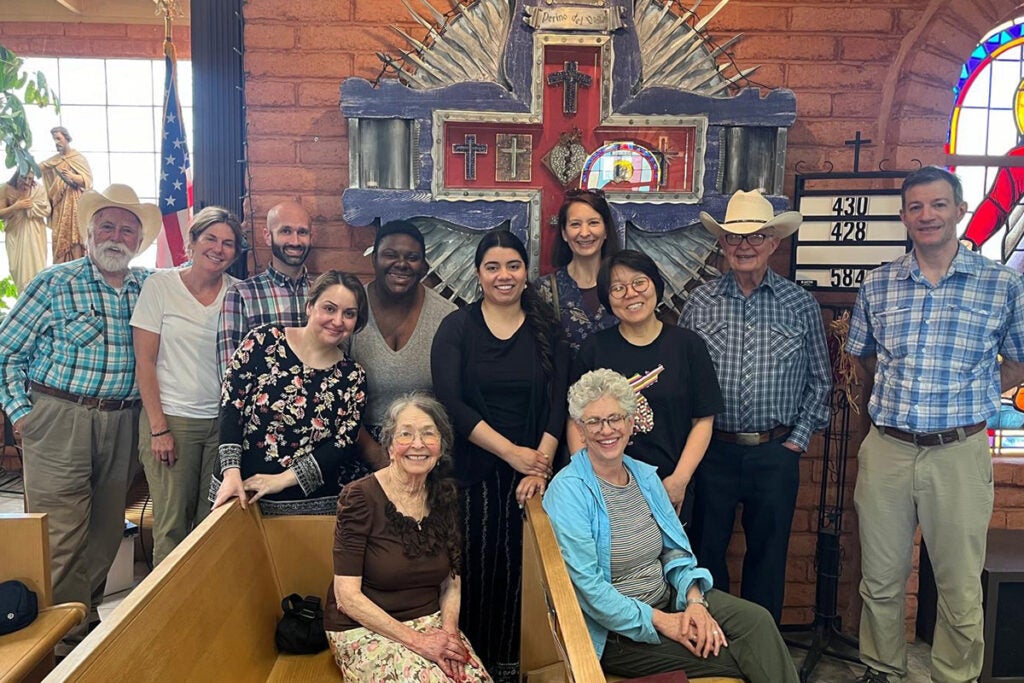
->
[0,513,53,607]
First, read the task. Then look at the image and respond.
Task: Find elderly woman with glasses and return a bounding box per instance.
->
[325,393,491,682]
[569,249,722,523]
[544,369,799,682]
[534,189,620,354]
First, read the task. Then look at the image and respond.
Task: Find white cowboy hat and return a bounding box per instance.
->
[78,184,162,253]
[699,189,802,239]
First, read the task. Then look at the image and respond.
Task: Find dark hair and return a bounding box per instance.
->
[50,126,71,143]
[378,392,461,572]
[306,270,369,334]
[597,249,666,312]
[553,190,620,268]
[187,206,244,264]
[901,166,964,207]
[474,229,561,375]
[373,219,426,257]
[6,169,31,188]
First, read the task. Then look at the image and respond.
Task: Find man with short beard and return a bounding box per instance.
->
[0,184,160,652]
[216,200,312,374]
[39,126,93,264]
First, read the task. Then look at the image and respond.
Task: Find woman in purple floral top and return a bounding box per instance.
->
[211,270,371,516]
[534,189,620,354]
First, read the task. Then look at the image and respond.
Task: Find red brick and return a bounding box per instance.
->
[703,5,788,32]
[994,461,1020,485]
[125,24,164,40]
[897,9,924,35]
[354,53,389,81]
[733,35,836,63]
[1006,510,1024,528]
[247,108,347,137]
[791,509,812,533]
[832,93,883,119]
[841,36,900,63]
[784,582,816,607]
[307,247,373,275]
[298,81,343,108]
[246,50,353,79]
[782,606,813,625]
[989,511,1008,528]
[353,0,448,24]
[797,93,833,118]
[746,63,785,89]
[297,25,391,51]
[298,138,347,165]
[245,0,350,21]
[995,486,1024,508]
[245,80,298,107]
[247,139,298,165]
[1,22,63,36]
[63,23,126,38]
[246,24,296,50]
[790,7,894,34]
[88,39,163,58]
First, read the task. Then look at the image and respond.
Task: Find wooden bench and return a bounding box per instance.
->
[50,501,342,682]
[521,497,743,683]
[0,513,87,683]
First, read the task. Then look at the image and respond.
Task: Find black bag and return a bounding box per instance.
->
[0,580,38,635]
[274,593,328,654]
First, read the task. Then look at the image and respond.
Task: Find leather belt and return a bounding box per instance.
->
[30,382,141,411]
[879,422,987,448]
[712,425,792,446]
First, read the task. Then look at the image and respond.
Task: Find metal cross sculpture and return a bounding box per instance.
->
[547,60,592,115]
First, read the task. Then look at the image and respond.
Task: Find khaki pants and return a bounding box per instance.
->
[139,410,218,566]
[20,392,139,633]
[854,427,993,682]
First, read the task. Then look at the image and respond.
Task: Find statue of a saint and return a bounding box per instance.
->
[39,126,92,263]
[0,170,51,291]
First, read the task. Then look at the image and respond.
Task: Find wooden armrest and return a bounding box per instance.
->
[0,602,87,683]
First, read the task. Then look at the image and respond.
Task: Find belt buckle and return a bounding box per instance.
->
[736,432,761,446]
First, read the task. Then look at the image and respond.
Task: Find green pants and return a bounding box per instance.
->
[139,410,219,565]
[600,589,799,682]
[854,427,992,682]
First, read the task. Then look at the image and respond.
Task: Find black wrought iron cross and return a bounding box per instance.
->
[844,130,872,173]
[547,61,592,115]
[452,134,488,180]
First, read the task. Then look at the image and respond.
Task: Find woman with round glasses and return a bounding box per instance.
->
[432,229,569,681]
[570,249,722,523]
[544,369,799,682]
[534,189,620,354]
[326,393,492,682]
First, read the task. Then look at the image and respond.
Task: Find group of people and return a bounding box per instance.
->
[0,164,1018,683]
[1,127,94,292]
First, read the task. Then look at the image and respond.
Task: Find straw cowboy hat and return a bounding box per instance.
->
[78,184,162,253]
[699,189,802,240]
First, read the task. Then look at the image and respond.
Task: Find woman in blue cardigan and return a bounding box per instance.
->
[544,369,798,682]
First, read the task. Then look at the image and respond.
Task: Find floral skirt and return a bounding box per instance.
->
[327,611,493,682]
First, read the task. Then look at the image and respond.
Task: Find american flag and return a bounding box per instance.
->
[156,40,192,267]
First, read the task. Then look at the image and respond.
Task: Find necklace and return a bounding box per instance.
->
[385,467,427,530]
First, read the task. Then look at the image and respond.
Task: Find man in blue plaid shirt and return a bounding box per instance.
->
[0,184,160,650]
[216,200,311,374]
[847,166,1024,683]
[681,189,831,624]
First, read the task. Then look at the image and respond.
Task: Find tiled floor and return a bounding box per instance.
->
[1,477,935,682]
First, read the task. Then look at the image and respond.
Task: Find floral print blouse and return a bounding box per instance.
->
[534,266,618,355]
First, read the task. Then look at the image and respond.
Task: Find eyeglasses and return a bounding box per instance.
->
[393,429,441,446]
[723,233,769,247]
[608,276,651,299]
[566,187,606,198]
[580,414,629,434]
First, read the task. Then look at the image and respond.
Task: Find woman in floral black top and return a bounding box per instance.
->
[534,189,620,355]
[211,270,371,515]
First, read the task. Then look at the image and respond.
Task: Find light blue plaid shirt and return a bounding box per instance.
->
[0,257,150,423]
[680,269,831,450]
[847,246,1024,432]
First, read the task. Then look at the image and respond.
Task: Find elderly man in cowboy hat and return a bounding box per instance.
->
[679,189,831,623]
[0,183,160,648]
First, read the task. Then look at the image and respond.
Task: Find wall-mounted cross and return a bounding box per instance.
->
[547,60,592,115]
[845,130,872,173]
[497,134,532,180]
[452,134,488,180]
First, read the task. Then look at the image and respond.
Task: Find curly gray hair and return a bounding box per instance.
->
[379,392,455,461]
[567,369,637,421]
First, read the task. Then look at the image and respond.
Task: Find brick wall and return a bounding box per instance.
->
[0,22,190,59]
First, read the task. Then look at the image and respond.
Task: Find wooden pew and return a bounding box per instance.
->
[0,513,87,683]
[49,501,341,682]
[521,497,743,683]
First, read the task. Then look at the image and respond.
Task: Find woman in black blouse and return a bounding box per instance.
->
[431,230,569,682]
[211,270,371,516]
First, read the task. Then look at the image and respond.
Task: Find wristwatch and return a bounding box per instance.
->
[686,594,709,609]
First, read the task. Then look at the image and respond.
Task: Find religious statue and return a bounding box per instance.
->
[0,170,50,291]
[39,126,92,263]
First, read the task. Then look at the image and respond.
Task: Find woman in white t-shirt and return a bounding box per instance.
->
[131,207,242,564]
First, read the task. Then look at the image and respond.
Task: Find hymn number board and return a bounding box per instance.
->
[791,171,910,291]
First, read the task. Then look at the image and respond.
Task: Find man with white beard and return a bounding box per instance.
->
[0,184,160,652]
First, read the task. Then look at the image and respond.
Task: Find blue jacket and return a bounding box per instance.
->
[542,451,713,658]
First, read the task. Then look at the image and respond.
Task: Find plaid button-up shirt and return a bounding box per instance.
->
[0,257,151,423]
[680,268,831,450]
[216,265,310,374]
[847,246,1024,432]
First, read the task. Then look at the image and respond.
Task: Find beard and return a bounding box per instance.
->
[88,234,135,273]
[270,238,310,267]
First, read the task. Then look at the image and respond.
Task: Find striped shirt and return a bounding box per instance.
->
[847,246,1024,432]
[0,257,151,423]
[680,268,831,450]
[599,472,671,608]
[216,265,309,374]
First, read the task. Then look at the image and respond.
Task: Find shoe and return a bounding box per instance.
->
[857,668,891,683]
